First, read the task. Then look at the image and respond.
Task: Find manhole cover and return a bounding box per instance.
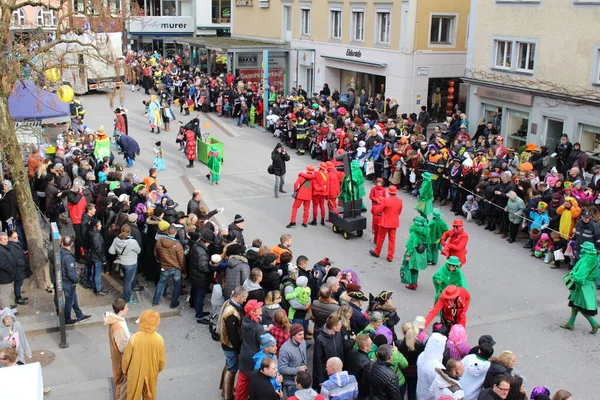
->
[29,350,55,367]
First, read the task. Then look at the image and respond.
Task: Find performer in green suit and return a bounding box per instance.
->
[400,214,430,290]
[432,256,468,301]
[415,172,434,217]
[427,208,448,266]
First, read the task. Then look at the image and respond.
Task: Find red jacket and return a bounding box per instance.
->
[293,172,315,201]
[115,114,126,134]
[369,186,387,212]
[67,192,87,225]
[424,287,470,328]
[327,169,343,199]
[313,170,329,197]
[440,229,469,265]
[372,195,403,228]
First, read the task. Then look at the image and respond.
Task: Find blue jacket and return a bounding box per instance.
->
[60,247,79,286]
[349,302,369,334]
[366,143,383,162]
[253,350,282,391]
[529,210,549,231]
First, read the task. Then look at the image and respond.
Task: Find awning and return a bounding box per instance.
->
[320,55,387,68]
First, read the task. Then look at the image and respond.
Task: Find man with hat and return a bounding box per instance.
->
[347,291,369,334]
[309,162,329,226]
[432,256,468,301]
[287,166,316,228]
[560,241,599,334]
[369,185,403,262]
[188,230,214,324]
[228,214,246,247]
[440,219,469,267]
[238,299,266,400]
[424,285,471,329]
[279,324,308,397]
[368,178,387,240]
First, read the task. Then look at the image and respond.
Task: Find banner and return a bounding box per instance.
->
[239,69,284,91]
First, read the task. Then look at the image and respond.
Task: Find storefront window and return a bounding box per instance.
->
[427,78,462,123]
[506,109,528,149]
[339,70,385,99]
[580,124,600,171]
[483,104,502,133]
[212,0,231,23]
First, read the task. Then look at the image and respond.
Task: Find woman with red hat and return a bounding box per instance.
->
[440,220,469,267]
[287,166,316,228]
[369,178,387,240]
[309,162,329,226]
[424,285,471,329]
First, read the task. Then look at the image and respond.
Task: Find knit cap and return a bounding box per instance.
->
[296,276,308,288]
[260,333,277,350]
[289,324,304,337]
[158,220,170,232]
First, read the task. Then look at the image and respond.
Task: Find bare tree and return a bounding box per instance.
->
[0,0,130,288]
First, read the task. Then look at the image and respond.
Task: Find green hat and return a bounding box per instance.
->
[312,103,319,109]
[210,145,218,152]
[447,256,461,266]
[580,242,596,252]
[432,209,442,219]
[422,172,432,180]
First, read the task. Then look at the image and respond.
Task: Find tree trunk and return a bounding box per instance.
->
[0,94,49,289]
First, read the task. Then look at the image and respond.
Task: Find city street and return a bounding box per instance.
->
[29,89,598,398]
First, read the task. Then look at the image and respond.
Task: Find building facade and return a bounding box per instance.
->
[465,0,600,160]
[232,0,470,119]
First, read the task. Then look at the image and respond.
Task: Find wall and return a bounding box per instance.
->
[231,0,283,40]
[415,0,470,52]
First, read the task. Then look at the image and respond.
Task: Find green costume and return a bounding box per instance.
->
[249,105,256,126]
[415,172,434,217]
[94,135,111,161]
[560,241,598,333]
[207,146,222,183]
[400,215,430,285]
[427,209,449,265]
[339,159,366,202]
[432,256,468,301]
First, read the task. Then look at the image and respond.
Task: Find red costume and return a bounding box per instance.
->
[185,130,197,162]
[326,161,342,217]
[369,178,387,241]
[424,285,470,328]
[440,220,469,266]
[311,163,329,224]
[289,166,316,225]
[371,186,403,261]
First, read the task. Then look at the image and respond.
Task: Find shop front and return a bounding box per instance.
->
[127,16,195,55]
[426,78,464,123]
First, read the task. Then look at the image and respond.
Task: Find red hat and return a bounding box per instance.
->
[496,136,504,142]
[326,161,335,169]
[244,299,264,314]
[375,177,384,183]
[319,162,328,170]
[442,285,460,299]
[388,186,398,195]
[306,165,315,172]
[452,219,464,227]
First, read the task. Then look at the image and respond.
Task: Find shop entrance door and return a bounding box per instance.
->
[306,67,314,96]
[152,39,164,55]
[545,118,564,154]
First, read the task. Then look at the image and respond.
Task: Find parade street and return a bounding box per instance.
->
[31,90,598,399]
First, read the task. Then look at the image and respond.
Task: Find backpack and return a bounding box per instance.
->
[208,312,220,341]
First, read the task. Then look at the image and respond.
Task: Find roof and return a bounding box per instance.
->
[8,80,70,122]
[176,36,290,51]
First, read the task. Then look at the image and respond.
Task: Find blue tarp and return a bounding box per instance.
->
[8,80,69,122]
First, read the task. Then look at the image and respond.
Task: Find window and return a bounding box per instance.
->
[73,0,85,13]
[37,8,58,27]
[351,10,364,42]
[494,40,512,68]
[517,42,536,71]
[330,9,342,39]
[430,15,455,45]
[11,9,26,26]
[595,48,600,84]
[301,7,311,36]
[375,10,391,45]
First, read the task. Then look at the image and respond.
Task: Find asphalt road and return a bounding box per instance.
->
[28,89,598,399]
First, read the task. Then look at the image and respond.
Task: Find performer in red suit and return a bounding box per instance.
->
[369,178,387,242]
[424,285,471,329]
[310,162,329,226]
[287,165,316,228]
[440,219,469,266]
[369,185,403,262]
[325,161,342,219]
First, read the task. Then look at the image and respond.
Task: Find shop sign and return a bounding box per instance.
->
[417,67,429,76]
[239,68,285,91]
[259,0,269,8]
[238,54,258,67]
[299,51,314,66]
[476,86,533,107]
[346,49,362,58]
[222,8,231,17]
[235,0,252,6]
[129,16,194,34]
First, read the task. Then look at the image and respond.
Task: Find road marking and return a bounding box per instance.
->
[202,113,238,138]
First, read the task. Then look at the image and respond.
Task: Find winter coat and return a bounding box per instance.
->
[320,371,358,400]
[271,144,290,176]
[0,189,20,223]
[228,222,245,247]
[0,307,32,364]
[460,354,490,400]
[482,360,512,389]
[60,247,79,286]
[188,241,212,288]
[293,172,316,201]
[506,195,525,224]
[416,333,447,400]
[154,236,185,271]
[260,257,282,293]
[311,298,340,335]
[312,328,345,389]
[223,255,250,300]
[573,218,600,251]
[345,348,372,398]
[5,241,27,281]
[313,169,329,197]
[88,229,106,263]
[109,236,141,266]
[248,370,279,400]
[363,360,401,400]
[239,316,265,373]
[185,130,197,161]
[279,337,308,386]
[289,389,325,400]
[243,278,265,303]
[45,181,61,215]
[67,190,86,225]
[349,302,369,334]
[529,211,549,231]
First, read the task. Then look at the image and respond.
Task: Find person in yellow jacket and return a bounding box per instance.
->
[556,197,581,240]
[122,310,166,400]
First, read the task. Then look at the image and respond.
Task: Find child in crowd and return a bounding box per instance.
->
[153,141,165,171]
[285,276,311,321]
[534,233,554,262]
[461,195,479,221]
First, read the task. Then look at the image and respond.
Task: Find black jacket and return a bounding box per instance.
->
[0,190,20,223]
[239,316,265,373]
[312,328,345,389]
[260,258,281,293]
[363,360,401,400]
[60,247,79,286]
[228,223,245,247]
[349,302,369,334]
[0,245,16,284]
[188,241,211,288]
[346,349,372,399]
[7,241,29,280]
[271,144,290,176]
[81,212,95,250]
[187,198,201,216]
[248,370,279,400]
[482,361,512,389]
[478,388,503,400]
[88,230,106,263]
